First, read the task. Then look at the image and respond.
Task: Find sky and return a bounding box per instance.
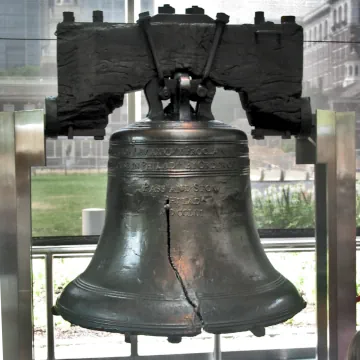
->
[153,0,325,23]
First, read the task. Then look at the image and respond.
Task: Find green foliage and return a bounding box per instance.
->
[0,65,40,76]
[31,175,360,235]
[252,184,315,229]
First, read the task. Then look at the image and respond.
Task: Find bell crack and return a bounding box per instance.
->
[164,199,204,326]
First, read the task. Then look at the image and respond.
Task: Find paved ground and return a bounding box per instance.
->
[34,328,316,359]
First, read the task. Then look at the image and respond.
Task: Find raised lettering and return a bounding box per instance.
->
[169,208,204,217]
[111,145,248,158]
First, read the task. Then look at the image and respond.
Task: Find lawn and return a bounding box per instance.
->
[31,174,107,237]
[31,174,317,237]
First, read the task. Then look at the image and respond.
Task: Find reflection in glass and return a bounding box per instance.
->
[2,0,358,356]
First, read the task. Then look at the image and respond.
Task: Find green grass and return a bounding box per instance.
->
[31,175,316,236]
[31,174,107,237]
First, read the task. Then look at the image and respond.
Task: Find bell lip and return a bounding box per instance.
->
[52,300,203,337]
[53,299,306,337]
[203,300,307,334]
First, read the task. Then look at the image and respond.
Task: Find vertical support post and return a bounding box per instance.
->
[46,254,55,360]
[126,0,143,124]
[130,335,138,357]
[213,334,221,360]
[15,110,46,360]
[0,110,45,360]
[315,163,328,360]
[126,0,137,125]
[316,110,357,360]
[0,112,20,360]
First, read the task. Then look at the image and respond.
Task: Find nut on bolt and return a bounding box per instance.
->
[158,4,175,14]
[93,10,103,22]
[159,86,171,100]
[216,12,230,24]
[138,11,151,22]
[254,11,265,24]
[197,84,208,98]
[124,333,131,343]
[281,15,296,24]
[186,6,205,14]
[167,336,182,344]
[63,12,75,22]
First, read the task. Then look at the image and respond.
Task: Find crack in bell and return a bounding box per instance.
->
[164,199,204,327]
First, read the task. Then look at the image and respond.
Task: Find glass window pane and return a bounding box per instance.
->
[0,0,352,356]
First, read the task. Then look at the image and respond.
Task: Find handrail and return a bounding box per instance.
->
[32,236,322,360]
[32,228,360,249]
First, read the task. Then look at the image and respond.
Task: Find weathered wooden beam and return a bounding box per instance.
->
[55,20,304,134]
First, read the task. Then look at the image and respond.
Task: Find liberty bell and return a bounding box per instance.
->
[53,76,306,339]
[53,8,306,340]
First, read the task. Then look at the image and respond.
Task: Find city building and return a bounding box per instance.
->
[0,0,48,70]
[302,0,360,145]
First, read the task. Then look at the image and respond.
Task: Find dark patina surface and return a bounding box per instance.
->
[53,119,306,337]
[52,6,307,340]
[47,6,311,138]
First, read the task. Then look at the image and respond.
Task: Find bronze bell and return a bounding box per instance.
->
[53,74,306,339]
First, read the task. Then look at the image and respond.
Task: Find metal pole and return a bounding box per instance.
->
[126,0,143,125]
[130,335,138,357]
[0,111,20,360]
[213,334,221,360]
[46,254,55,360]
[0,110,45,360]
[316,110,357,360]
[126,0,137,125]
[15,110,46,360]
[314,163,328,360]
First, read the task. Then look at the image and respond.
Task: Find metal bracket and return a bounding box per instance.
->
[0,110,46,360]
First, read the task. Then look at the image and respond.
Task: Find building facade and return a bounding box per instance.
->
[302,0,360,146]
[0,0,48,70]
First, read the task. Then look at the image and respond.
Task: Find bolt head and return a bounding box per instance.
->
[186,6,204,14]
[167,336,182,344]
[124,334,131,344]
[63,11,75,22]
[216,12,230,24]
[93,10,103,22]
[197,84,208,98]
[158,4,175,14]
[281,15,296,24]
[254,11,265,24]
[137,11,151,23]
[159,86,171,100]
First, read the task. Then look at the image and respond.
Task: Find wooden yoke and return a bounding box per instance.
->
[46,8,311,139]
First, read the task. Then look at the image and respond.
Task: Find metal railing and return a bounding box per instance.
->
[33,233,355,360]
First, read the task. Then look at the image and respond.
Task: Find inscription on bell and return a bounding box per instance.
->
[113,159,243,172]
[140,181,222,218]
[169,209,204,217]
[141,183,220,193]
[113,145,245,157]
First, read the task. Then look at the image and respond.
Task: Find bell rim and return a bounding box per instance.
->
[53,299,306,337]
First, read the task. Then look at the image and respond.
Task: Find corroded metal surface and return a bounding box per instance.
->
[53,119,306,337]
